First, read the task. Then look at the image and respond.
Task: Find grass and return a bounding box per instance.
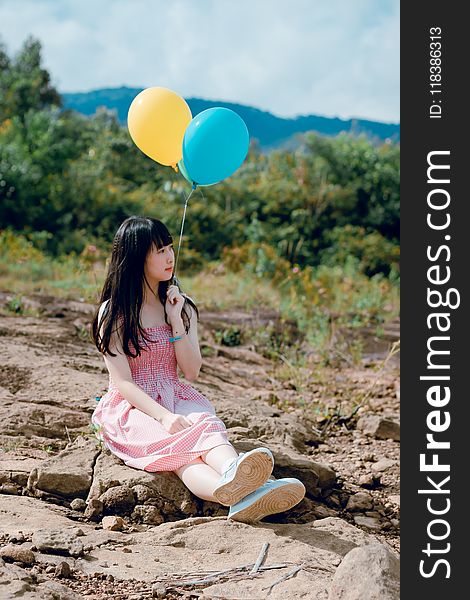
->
[1,230,399,367]
[0,231,400,436]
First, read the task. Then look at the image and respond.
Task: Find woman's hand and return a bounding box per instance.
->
[166,284,185,323]
[159,413,192,434]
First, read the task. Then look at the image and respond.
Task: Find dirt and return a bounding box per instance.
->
[0,292,400,599]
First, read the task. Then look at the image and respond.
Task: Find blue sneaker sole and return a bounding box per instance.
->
[227,479,306,523]
[213,449,274,506]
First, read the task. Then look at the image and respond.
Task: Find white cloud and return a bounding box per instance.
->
[0,0,399,122]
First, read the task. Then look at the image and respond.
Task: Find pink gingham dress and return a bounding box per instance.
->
[91,323,230,471]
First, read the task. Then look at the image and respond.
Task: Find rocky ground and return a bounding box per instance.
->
[0,292,400,599]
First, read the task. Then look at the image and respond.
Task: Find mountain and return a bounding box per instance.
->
[62,86,400,150]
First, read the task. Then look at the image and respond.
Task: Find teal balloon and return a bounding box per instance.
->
[177,158,216,188]
[177,159,192,184]
[182,107,249,186]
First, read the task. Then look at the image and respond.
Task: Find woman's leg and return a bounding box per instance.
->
[200,443,239,474]
[173,457,223,502]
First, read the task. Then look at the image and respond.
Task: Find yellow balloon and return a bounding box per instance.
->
[127,87,192,167]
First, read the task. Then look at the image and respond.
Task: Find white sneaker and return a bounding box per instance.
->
[212,447,274,506]
[227,477,306,523]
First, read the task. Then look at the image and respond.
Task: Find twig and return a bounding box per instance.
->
[262,564,302,594]
[301,564,335,574]
[159,562,291,588]
[250,542,270,574]
[64,425,71,444]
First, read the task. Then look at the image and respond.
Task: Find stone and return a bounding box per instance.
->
[70,498,87,511]
[102,516,125,531]
[353,515,382,531]
[132,505,165,525]
[132,484,155,503]
[86,451,198,519]
[84,498,103,520]
[55,560,72,578]
[152,584,168,598]
[31,529,84,557]
[236,444,336,497]
[371,459,397,473]
[27,436,100,499]
[329,542,400,599]
[37,580,83,599]
[346,492,374,512]
[357,415,400,442]
[311,517,374,555]
[359,473,381,489]
[98,485,135,515]
[0,544,36,565]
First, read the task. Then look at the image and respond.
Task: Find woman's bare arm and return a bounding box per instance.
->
[170,304,202,381]
[98,302,172,422]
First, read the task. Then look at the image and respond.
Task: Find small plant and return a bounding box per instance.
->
[214,326,242,347]
[5,295,23,314]
[41,444,56,454]
[75,324,90,342]
[201,344,217,357]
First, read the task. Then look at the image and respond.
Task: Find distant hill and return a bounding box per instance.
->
[62,86,400,150]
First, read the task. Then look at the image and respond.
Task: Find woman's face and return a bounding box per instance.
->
[144,242,174,282]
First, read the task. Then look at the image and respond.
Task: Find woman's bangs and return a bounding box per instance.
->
[150,224,172,250]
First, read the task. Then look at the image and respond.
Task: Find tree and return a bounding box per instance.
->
[0,36,61,122]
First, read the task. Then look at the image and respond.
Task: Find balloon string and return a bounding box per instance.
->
[172,184,196,284]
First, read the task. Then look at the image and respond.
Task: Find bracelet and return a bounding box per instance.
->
[169,335,183,342]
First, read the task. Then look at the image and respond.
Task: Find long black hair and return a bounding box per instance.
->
[91,215,199,357]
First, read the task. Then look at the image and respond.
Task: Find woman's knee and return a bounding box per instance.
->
[173,456,204,476]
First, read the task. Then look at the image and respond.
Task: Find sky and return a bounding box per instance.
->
[0,0,399,123]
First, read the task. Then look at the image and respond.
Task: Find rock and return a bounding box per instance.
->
[346,492,374,512]
[31,529,84,557]
[353,515,382,531]
[371,459,397,473]
[84,498,103,520]
[0,481,22,494]
[0,556,35,596]
[359,473,381,489]
[152,584,168,599]
[98,485,135,515]
[37,580,83,599]
[310,503,339,519]
[55,560,72,578]
[0,544,36,565]
[232,444,336,498]
[102,516,125,531]
[325,493,342,508]
[27,436,99,499]
[86,451,198,519]
[132,484,155,503]
[0,452,46,492]
[388,495,400,508]
[357,415,400,441]
[311,517,374,555]
[329,543,400,599]
[132,505,165,525]
[70,498,87,511]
